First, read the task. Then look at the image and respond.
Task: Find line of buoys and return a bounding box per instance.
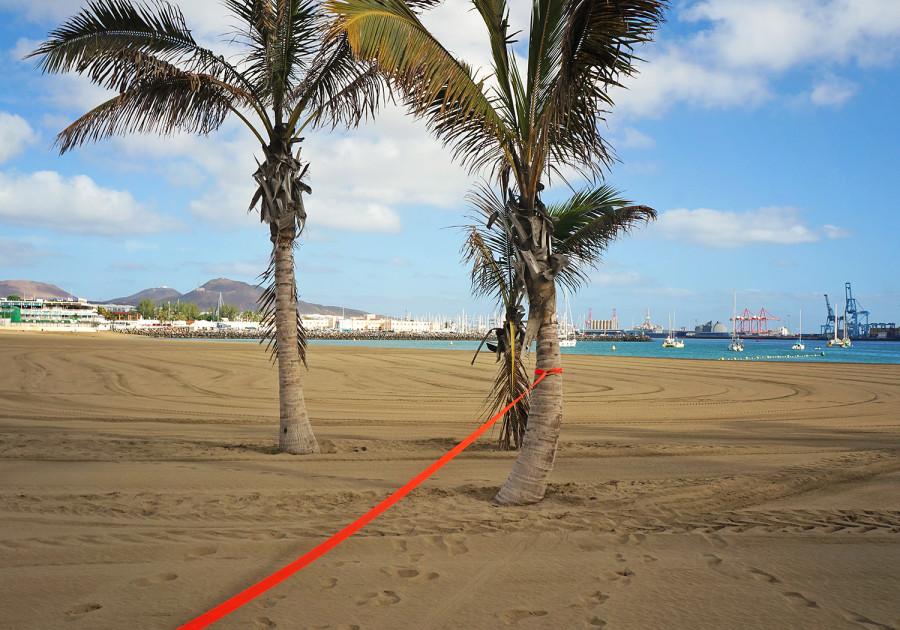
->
[719,352,826,361]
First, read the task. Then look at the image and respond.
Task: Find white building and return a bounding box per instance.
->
[0,297,105,328]
[301,315,338,330]
[337,314,385,331]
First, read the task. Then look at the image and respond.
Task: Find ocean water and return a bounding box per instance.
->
[308,337,900,365]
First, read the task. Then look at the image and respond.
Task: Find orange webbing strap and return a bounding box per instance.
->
[179,366,562,629]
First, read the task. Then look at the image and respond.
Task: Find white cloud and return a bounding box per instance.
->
[620,127,657,150]
[652,206,848,247]
[685,0,900,70]
[0,170,186,235]
[0,112,39,164]
[822,224,853,239]
[614,0,900,119]
[613,47,770,118]
[810,76,858,106]
[143,104,472,234]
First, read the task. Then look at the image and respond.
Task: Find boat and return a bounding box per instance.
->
[662,310,684,348]
[727,292,744,352]
[827,308,852,348]
[792,309,805,350]
[558,289,576,347]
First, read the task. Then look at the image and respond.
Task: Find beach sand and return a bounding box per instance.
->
[1,330,898,629]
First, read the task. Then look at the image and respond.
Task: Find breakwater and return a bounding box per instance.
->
[117,327,652,343]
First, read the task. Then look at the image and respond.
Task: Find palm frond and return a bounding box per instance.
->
[480,340,531,450]
[461,183,520,303]
[325,0,510,173]
[549,185,657,292]
[541,0,667,175]
[29,0,255,95]
[54,69,239,151]
[257,244,308,366]
[289,30,387,131]
[28,0,198,70]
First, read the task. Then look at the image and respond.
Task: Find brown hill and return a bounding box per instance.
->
[0,280,73,300]
[178,278,262,312]
[6,277,371,317]
[106,286,182,306]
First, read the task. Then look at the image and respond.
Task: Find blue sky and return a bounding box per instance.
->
[1,0,898,334]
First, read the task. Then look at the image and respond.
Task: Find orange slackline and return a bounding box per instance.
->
[178,367,562,629]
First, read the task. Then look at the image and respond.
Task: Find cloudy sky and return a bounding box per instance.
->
[1,0,898,333]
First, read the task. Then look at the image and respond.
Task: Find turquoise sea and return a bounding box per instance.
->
[308,337,900,365]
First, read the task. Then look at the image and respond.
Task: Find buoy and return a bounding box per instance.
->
[611,345,616,351]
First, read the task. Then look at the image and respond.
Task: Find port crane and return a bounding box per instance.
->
[821,294,836,335]
[821,282,869,338]
[843,282,870,338]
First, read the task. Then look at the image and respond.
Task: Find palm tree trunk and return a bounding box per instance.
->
[273,227,319,454]
[494,279,562,504]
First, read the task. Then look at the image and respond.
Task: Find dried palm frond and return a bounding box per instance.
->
[256,245,308,367]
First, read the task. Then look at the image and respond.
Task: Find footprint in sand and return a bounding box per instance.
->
[615,533,645,546]
[64,603,102,621]
[839,610,894,629]
[391,539,408,553]
[260,594,286,609]
[746,567,779,584]
[186,546,217,560]
[702,553,723,567]
[131,573,178,587]
[427,535,468,555]
[584,617,606,628]
[380,566,440,583]
[354,590,401,606]
[496,609,548,625]
[573,590,609,609]
[600,568,634,585]
[253,617,277,629]
[782,591,818,608]
[317,577,338,590]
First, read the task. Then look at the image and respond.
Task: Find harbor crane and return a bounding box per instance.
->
[821,294,836,335]
[821,282,870,338]
[843,281,870,338]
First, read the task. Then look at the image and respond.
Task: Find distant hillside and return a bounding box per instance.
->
[105,277,369,316]
[0,280,73,300]
[107,286,182,305]
[178,278,262,312]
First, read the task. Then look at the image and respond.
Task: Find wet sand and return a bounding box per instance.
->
[1,330,898,629]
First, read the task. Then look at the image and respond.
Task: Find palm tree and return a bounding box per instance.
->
[464,183,655,451]
[328,0,667,502]
[29,0,385,453]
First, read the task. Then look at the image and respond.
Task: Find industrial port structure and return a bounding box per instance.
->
[822,282,872,338]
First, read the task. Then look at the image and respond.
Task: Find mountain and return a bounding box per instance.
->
[104,277,369,316]
[0,280,73,300]
[107,286,182,305]
[178,278,262,312]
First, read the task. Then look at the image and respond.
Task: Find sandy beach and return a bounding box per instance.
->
[1,330,898,629]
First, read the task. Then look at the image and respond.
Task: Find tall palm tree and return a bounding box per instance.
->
[29,0,385,453]
[464,183,655,451]
[328,0,667,502]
